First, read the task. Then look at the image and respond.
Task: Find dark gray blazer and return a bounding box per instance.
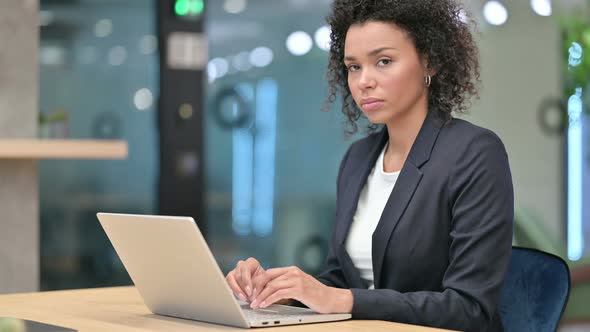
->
[316,111,514,332]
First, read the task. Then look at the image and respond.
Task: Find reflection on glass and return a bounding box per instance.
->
[286,31,313,56]
[314,26,331,52]
[249,47,274,67]
[232,84,255,236]
[39,0,158,289]
[228,79,278,237]
[252,79,278,236]
[566,39,585,261]
[568,87,584,260]
[205,0,353,274]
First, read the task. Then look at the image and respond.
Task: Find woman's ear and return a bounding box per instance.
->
[425,65,437,78]
[421,56,437,77]
[422,61,436,77]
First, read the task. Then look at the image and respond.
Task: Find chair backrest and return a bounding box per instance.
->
[498,247,571,332]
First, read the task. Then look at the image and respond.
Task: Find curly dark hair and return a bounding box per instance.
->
[325,0,480,134]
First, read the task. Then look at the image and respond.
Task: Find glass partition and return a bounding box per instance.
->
[39,0,158,289]
[204,0,353,274]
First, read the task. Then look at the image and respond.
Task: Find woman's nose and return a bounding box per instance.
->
[358,70,376,90]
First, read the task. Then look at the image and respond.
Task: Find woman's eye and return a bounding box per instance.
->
[378,59,392,66]
[347,64,360,72]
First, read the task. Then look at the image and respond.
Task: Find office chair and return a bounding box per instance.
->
[498,246,571,332]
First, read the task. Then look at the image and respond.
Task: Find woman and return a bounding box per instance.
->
[226,0,514,331]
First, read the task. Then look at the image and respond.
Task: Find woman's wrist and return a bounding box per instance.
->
[329,288,353,313]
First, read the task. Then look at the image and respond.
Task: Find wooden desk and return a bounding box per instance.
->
[0,287,456,331]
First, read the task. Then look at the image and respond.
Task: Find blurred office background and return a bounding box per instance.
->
[0,0,589,330]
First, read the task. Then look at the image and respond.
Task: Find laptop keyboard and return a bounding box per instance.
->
[240,304,316,321]
[242,309,295,321]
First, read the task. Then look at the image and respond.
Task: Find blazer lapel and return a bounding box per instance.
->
[372,112,443,287]
[335,129,388,249]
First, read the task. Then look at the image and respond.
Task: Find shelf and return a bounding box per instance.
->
[0,139,128,159]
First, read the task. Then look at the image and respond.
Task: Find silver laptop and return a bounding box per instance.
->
[96,213,351,328]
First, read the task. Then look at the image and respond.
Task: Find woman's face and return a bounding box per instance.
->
[344,21,429,124]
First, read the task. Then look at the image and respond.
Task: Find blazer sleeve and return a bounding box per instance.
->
[315,144,353,289]
[350,131,514,332]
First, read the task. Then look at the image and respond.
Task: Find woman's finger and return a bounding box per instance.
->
[226,271,248,302]
[251,277,293,309]
[251,267,290,298]
[259,288,293,309]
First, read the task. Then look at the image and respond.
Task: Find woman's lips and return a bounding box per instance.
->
[361,100,385,111]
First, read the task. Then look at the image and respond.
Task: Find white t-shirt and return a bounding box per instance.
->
[345,143,400,289]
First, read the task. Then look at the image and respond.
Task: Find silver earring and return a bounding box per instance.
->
[425,75,432,87]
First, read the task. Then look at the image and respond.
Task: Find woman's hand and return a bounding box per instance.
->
[249,266,353,314]
[225,258,265,302]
